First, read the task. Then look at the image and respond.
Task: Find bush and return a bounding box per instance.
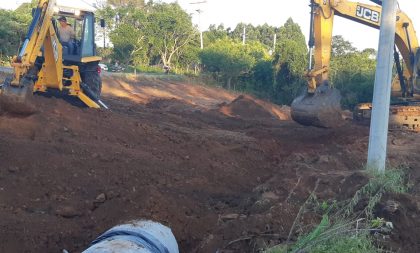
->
[266,167,409,253]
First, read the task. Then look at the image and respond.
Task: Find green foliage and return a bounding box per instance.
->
[266,167,408,253]
[175,42,201,70]
[309,232,378,253]
[230,23,260,43]
[293,220,378,253]
[107,0,145,8]
[330,37,376,109]
[110,20,148,65]
[252,60,275,96]
[199,18,308,105]
[366,167,408,194]
[134,65,163,74]
[105,1,197,69]
[332,35,357,57]
[370,217,385,228]
[266,219,378,253]
[228,23,279,49]
[97,47,113,61]
[145,2,196,66]
[293,215,330,250]
[204,24,229,44]
[200,38,268,89]
[0,1,42,61]
[344,167,408,218]
[0,8,31,58]
[272,18,308,104]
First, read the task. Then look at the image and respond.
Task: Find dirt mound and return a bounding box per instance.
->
[0,72,419,253]
[375,193,420,253]
[219,95,290,121]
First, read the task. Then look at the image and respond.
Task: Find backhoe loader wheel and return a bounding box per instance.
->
[82,71,102,101]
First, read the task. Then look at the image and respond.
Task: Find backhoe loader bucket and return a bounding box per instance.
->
[291,84,343,128]
[0,76,36,116]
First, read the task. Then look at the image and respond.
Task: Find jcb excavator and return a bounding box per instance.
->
[0,0,107,114]
[291,0,420,131]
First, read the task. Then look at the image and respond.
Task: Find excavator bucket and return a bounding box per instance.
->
[291,84,344,128]
[0,76,36,116]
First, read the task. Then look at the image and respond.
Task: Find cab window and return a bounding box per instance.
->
[82,14,94,57]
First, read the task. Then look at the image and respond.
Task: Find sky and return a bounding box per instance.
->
[3,0,420,50]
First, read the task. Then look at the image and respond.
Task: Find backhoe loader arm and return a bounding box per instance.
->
[12,0,62,88]
[309,0,419,92]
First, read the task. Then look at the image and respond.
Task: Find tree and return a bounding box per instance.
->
[145,2,197,67]
[256,23,278,49]
[107,7,148,65]
[107,0,145,8]
[330,39,376,109]
[332,35,357,56]
[0,7,32,59]
[272,18,308,104]
[104,1,198,68]
[200,38,268,90]
[230,23,260,43]
[110,22,147,66]
[252,60,275,96]
[204,24,228,44]
[175,42,201,73]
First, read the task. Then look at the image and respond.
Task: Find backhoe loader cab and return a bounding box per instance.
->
[53,7,98,61]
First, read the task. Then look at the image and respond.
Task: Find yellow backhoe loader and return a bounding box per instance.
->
[291,0,420,131]
[0,0,107,115]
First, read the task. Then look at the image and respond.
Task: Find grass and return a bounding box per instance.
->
[343,166,408,218]
[310,233,378,253]
[266,167,409,253]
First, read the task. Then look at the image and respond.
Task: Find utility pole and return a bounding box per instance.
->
[103,27,106,49]
[197,9,204,49]
[190,1,207,50]
[242,26,246,45]
[367,0,398,172]
[273,33,277,53]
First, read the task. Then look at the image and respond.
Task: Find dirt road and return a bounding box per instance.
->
[0,74,419,252]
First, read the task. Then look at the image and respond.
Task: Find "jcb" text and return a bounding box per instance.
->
[356,6,380,23]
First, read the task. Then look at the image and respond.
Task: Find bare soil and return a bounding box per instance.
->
[0,74,419,252]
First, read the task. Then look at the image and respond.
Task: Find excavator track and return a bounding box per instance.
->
[354,103,420,132]
[389,105,420,132]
